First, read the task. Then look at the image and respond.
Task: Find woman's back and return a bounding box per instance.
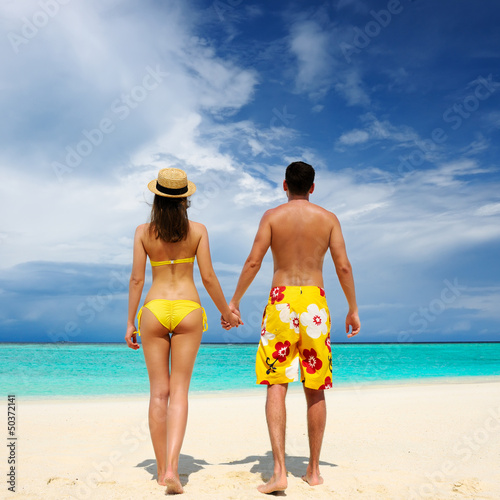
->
[141,220,203,302]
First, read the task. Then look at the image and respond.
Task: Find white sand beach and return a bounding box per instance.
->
[3,379,500,499]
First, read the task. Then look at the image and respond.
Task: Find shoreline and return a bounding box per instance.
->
[2,340,500,344]
[14,373,500,403]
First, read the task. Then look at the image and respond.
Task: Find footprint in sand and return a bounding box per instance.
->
[452,477,481,495]
[47,477,76,486]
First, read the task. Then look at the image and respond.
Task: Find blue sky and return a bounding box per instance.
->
[1,0,499,343]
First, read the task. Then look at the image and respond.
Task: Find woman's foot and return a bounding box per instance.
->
[157,471,167,486]
[164,473,184,494]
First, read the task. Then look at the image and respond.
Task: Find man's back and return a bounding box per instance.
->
[227,161,360,495]
[229,159,358,338]
[266,200,336,287]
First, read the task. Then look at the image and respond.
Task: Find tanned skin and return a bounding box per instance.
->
[224,180,360,494]
[126,220,241,493]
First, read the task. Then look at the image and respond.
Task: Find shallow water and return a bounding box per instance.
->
[1,342,499,398]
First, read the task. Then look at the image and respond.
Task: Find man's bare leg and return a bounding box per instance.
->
[302,386,326,486]
[258,383,288,494]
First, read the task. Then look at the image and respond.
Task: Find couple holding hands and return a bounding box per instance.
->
[125,161,360,494]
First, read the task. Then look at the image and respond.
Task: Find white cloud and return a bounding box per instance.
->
[338,129,370,145]
[419,159,494,188]
[183,47,258,113]
[460,134,490,156]
[359,113,420,144]
[289,20,332,96]
[0,0,258,181]
[335,112,442,160]
[446,287,500,320]
[287,18,373,106]
[0,0,265,269]
[334,68,370,106]
[475,203,500,217]
[234,172,284,207]
[307,159,500,264]
[130,113,236,174]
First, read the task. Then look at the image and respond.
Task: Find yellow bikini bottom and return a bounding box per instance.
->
[136,299,208,335]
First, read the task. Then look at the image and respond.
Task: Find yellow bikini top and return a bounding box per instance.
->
[150,257,195,267]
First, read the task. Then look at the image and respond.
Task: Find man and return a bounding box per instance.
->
[225,161,360,493]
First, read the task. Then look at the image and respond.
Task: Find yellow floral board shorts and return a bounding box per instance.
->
[256,286,333,390]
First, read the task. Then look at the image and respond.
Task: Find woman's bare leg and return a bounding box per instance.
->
[139,308,172,485]
[164,308,203,494]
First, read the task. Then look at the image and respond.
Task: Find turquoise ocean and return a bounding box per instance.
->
[1,342,499,399]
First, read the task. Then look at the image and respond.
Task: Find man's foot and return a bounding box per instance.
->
[301,471,323,486]
[257,474,287,494]
[164,474,184,495]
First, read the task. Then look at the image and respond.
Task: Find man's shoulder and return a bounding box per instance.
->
[269,202,337,219]
[260,204,291,224]
[263,203,285,215]
[309,202,336,216]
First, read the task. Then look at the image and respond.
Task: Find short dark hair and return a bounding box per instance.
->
[285,161,315,195]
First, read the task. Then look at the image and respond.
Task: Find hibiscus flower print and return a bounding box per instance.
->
[300,304,328,339]
[270,286,286,304]
[276,303,290,323]
[285,356,299,382]
[272,341,291,363]
[276,303,300,334]
[301,348,323,374]
[325,336,331,353]
[319,376,332,390]
[290,312,300,333]
[319,287,325,297]
[260,317,275,346]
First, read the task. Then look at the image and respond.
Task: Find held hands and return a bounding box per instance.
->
[221,302,244,330]
[125,324,141,350]
[346,310,361,338]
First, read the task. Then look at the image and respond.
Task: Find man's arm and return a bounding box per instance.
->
[329,214,360,337]
[230,211,272,311]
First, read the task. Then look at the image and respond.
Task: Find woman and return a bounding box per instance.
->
[125,168,240,494]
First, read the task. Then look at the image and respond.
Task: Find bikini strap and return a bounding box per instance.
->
[202,308,208,333]
[135,307,143,336]
[150,257,195,266]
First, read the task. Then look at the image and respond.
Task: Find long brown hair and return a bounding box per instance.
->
[149,195,190,242]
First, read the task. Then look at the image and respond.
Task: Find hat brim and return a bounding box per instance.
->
[147,179,197,198]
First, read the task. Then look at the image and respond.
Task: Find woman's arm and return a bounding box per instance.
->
[125,224,147,349]
[195,223,241,328]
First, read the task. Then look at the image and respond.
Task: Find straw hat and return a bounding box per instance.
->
[148,168,196,198]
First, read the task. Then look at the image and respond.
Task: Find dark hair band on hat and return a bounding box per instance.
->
[156,182,188,195]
